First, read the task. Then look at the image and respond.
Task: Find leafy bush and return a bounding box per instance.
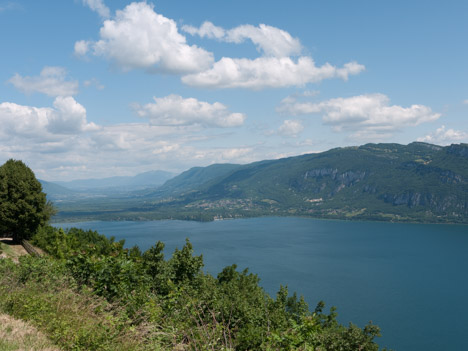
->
[24,225,386,350]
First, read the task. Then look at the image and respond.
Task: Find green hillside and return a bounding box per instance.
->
[148,163,241,197]
[53,142,468,224]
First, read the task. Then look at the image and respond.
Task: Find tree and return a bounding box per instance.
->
[0,159,52,242]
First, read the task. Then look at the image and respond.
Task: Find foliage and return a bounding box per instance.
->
[0,256,148,351]
[0,159,53,242]
[22,225,388,350]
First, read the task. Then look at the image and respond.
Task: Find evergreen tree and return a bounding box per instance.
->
[0,159,52,242]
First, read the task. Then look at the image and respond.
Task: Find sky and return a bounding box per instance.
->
[1,0,467,181]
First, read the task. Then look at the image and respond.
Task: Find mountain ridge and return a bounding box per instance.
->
[50,142,468,224]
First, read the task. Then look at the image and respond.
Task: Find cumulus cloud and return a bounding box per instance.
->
[417,125,468,145]
[75,2,213,73]
[134,94,246,128]
[181,20,364,89]
[82,0,110,19]
[76,5,364,88]
[278,119,304,137]
[0,97,97,139]
[9,67,79,97]
[278,93,440,138]
[182,57,364,89]
[183,21,302,57]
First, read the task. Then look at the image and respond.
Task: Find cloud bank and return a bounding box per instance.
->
[278,93,441,139]
[134,95,246,128]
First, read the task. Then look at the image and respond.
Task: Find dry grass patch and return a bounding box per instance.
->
[0,314,61,351]
[0,239,28,262]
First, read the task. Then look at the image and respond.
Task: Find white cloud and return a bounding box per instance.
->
[182,57,364,89]
[463,99,468,105]
[74,40,90,56]
[278,93,441,138]
[184,21,302,57]
[0,96,271,181]
[278,119,304,137]
[181,21,363,89]
[182,21,225,40]
[225,23,302,57]
[82,0,110,19]
[49,97,99,134]
[134,94,246,128]
[76,2,213,74]
[417,125,468,145]
[9,67,79,97]
[0,97,97,139]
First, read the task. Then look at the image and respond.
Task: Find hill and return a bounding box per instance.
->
[52,142,468,224]
[39,179,78,202]
[147,163,241,197]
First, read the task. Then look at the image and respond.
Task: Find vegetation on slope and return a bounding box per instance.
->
[0,226,388,351]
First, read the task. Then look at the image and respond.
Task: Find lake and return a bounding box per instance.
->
[53,217,468,351]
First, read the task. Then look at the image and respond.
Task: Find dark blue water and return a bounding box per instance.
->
[53,217,468,351]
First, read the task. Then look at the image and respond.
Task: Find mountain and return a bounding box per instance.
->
[54,170,175,192]
[52,142,468,224]
[146,164,241,198]
[39,179,78,201]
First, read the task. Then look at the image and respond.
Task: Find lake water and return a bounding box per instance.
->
[53,217,468,351]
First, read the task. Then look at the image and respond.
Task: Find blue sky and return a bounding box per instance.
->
[1,0,467,181]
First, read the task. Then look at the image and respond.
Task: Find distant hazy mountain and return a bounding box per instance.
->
[146,164,241,198]
[39,180,78,201]
[54,170,176,191]
[53,142,468,224]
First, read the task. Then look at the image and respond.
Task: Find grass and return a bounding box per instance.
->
[0,239,28,262]
[0,314,61,351]
[0,257,156,351]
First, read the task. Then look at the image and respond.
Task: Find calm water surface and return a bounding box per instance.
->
[54,217,468,351]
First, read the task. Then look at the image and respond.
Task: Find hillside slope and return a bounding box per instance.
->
[152,142,468,223]
[53,142,468,224]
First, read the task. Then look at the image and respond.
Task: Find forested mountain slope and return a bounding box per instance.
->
[152,142,468,223]
[53,142,468,224]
